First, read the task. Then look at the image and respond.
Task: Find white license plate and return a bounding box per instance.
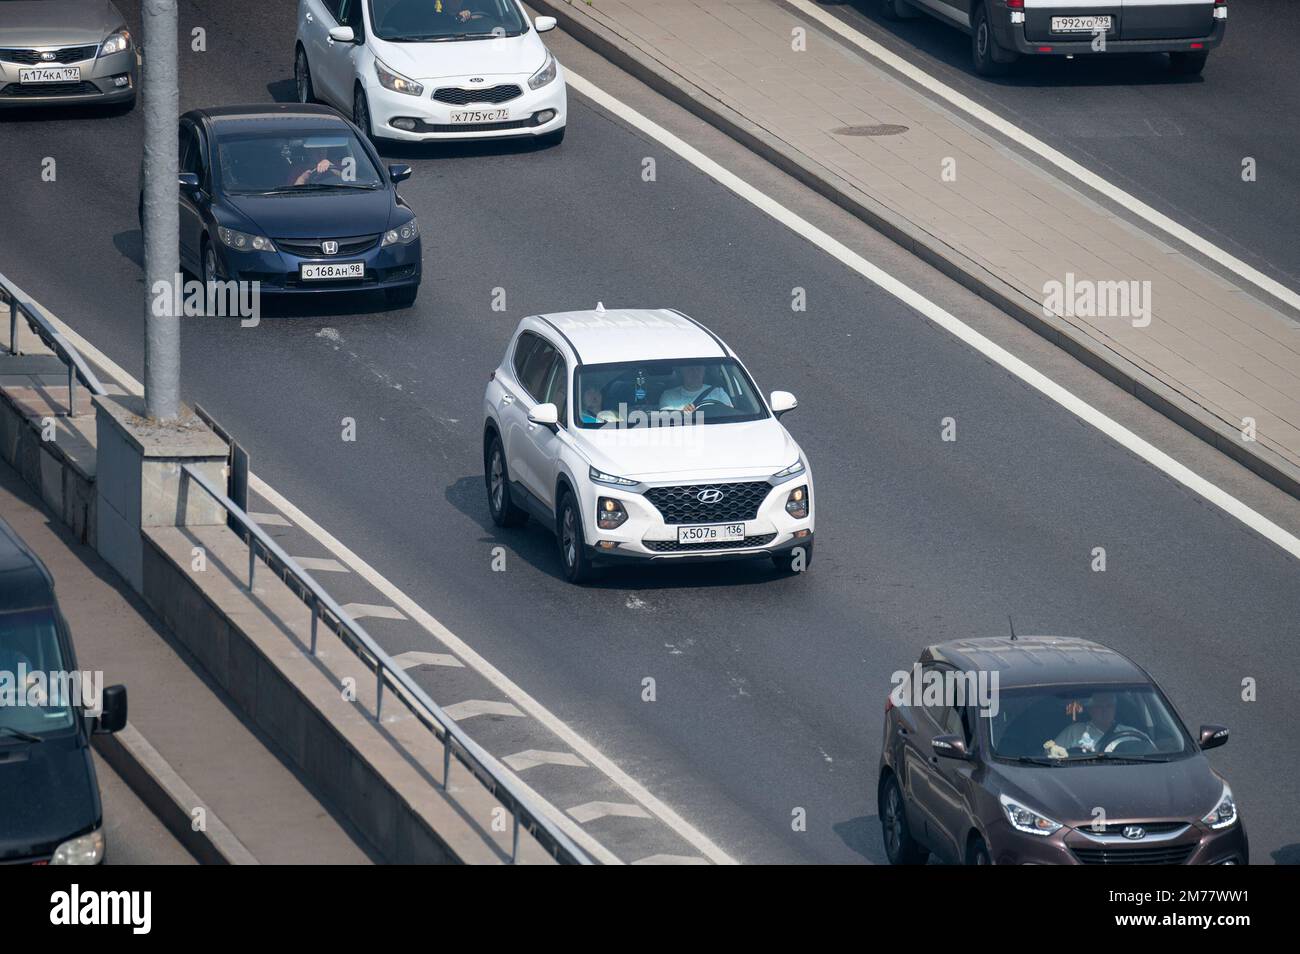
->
[450,108,509,124]
[19,66,81,84]
[677,523,746,544]
[1051,15,1112,33]
[300,262,364,281]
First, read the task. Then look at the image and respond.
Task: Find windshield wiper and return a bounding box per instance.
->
[239,184,376,196]
[0,726,43,744]
[1009,756,1058,766]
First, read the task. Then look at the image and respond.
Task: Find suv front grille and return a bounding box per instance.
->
[275,234,379,257]
[1071,844,1195,865]
[643,481,770,525]
[0,46,99,65]
[1089,821,1187,836]
[644,533,777,553]
[433,84,521,105]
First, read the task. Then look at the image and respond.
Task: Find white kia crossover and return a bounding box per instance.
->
[294,0,566,145]
[482,308,815,583]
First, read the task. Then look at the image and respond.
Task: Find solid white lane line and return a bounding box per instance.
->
[786,0,1300,316]
[504,749,588,772]
[568,801,653,824]
[443,699,525,721]
[565,69,1300,562]
[394,650,464,670]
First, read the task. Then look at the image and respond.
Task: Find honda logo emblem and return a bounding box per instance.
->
[1122,826,1146,840]
[321,241,338,256]
[695,488,724,504]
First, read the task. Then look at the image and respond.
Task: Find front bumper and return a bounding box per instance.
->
[0,48,138,109]
[367,68,567,142]
[997,7,1225,55]
[990,817,1249,865]
[211,236,422,295]
[580,475,815,565]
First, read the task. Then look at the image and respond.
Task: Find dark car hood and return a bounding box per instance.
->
[0,1,124,46]
[992,755,1223,826]
[223,189,396,241]
[0,736,99,861]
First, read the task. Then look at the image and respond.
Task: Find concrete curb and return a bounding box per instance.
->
[93,723,259,865]
[533,0,1300,502]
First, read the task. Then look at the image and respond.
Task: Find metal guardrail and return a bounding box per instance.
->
[180,463,593,866]
[0,270,107,414]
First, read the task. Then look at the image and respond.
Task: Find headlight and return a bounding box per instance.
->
[528,52,558,90]
[589,466,636,487]
[99,29,131,57]
[381,219,419,247]
[1201,783,1238,830]
[999,794,1062,836]
[217,226,276,252]
[51,829,105,865]
[597,497,628,530]
[375,59,424,96]
[771,458,805,483]
[785,485,809,519]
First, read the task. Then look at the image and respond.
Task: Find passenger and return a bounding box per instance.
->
[659,363,732,413]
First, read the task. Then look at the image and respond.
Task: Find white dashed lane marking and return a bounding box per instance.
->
[633,854,709,865]
[394,650,464,670]
[248,510,292,527]
[291,556,349,573]
[340,602,407,621]
[504,749,588,772]
[443,699,525,721]
[568,801,653,824]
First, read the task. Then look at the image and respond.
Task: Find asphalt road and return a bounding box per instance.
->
[95,752,198,865]
[0,0,1296,863]
[817,0,1300,300]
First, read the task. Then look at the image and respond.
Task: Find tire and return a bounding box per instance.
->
[556,491,596,584]
[536,126,565,149]
[295,47,315,103]
[384,285,419,309]
[879,775,928,865]
[772,541,813,574]
[485,435,528,528]
[201,237,219,286]
[972,4,1014,77]
[968,836,993,866]
[353,86,374,141]
[1168,51,1208,76]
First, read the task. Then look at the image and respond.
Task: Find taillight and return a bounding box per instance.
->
[1006,0,1024,8]
[885,694,895,714]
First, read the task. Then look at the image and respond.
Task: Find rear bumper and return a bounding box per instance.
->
[997,9,1225,55]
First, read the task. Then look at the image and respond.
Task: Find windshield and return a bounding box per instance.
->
[216,131,383,195]
[369,0,527,41]
[985,684,1192,762]
[0,609,76,739]
[575,357,768,428]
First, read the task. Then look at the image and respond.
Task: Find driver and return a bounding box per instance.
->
[436,0,483,22]
[659,363,732,414]
[1054,692,1137,753]
[291,143,349,186]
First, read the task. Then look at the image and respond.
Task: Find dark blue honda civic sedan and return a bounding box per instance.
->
[152,103,421,309]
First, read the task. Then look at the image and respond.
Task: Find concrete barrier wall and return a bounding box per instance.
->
[0,389,96,546]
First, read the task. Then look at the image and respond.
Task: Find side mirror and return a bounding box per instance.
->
[535,16,557,32]
[388,163,412,184]
[770,390,798,417]
[1199,724,1229,750]
[177,172,200,190]
[528,402,559,427]
[931,734,970,760]
[328,26,356,43]
[96,685,128,734]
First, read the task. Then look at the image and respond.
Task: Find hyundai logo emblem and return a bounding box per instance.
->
[1122,826,1146,840]
[321,241,338,256]
[41,51,57,61]
[695,488,724,504]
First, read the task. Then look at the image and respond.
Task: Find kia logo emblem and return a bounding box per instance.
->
[321,241,338,256]
[470,77,485,83]
[1122,826,1146,840]
[695,488,724,504]
[41,51,56,61]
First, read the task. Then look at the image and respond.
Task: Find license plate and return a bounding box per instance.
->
[677,523,746,544]
[1051,15,1112,33]
[19,66,81,84]
[450,108,509,124]
[300,262,364,281]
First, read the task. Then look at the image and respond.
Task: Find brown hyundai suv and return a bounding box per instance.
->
[878,636,1247,865]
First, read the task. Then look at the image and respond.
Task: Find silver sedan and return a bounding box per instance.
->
[0,0,139,111]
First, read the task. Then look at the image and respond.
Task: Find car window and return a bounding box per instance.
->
[574,357,768,428]
[518,337,559,403]
[542,356,568,423]
[321,0,345,21]
[368,0,528,41]
[339,0,366,33]
[214,129,383,194]
[512,332,541,385]
[0,608,76,737]
[179,124,203,178]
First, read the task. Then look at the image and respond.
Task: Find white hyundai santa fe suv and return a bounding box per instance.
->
[294,0,566,145]
[483,308,814,583]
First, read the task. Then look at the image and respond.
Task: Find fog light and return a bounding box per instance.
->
[785,485,809,519]
[390,117,417,131]
[597,497,627,530]
[113,75,130,87]
[597,540,618,550]
[536,109,557,125]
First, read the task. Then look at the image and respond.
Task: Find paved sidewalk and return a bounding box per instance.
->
[539,0,1300,490]
[0,454,375,865]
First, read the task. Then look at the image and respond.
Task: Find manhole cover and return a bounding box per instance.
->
[831,123,909,137]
